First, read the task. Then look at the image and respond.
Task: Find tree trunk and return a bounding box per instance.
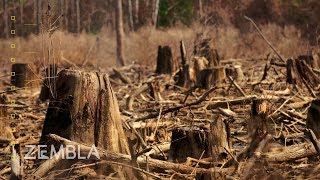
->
[20,0,24,35]
[153,0,159,28]
[36,0,42,34]
[3,0,9,38]
[115,0,125,66]
[76,0,80,33]
[65,0,68,31]
[128,0,134,31]
[134,0,139,28]
[11,63,39,88]
[156,45,176,74]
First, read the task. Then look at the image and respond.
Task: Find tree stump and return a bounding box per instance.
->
[39,64,58,102]
[194,38,220,67]
[189,56,209,86]
[156,45,177,74]
[298,55,319,69]
[225,64,244,83]
[169,126,211,163]
[39,69,131,177]
[11,63,38,88]
[248,99,269,141]
[201,66,226,89]
[286,58,298,85]
[0,94,8,117]
[209,116,232,161]
[169,119,231,163]
[287,58,320,88]
[306,100,320,138]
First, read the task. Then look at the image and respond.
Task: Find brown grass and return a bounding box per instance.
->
[0,23,311,73]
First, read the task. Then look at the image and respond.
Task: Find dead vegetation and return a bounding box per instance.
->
[1,27,320,179]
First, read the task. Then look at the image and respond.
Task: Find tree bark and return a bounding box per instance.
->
[306,99,320,138]
[153,0,159,28]
[3,0,9,38]
[40,69,129,155]
[76,0,80,33]
[210,117,231,161]
[128,0,134,31]
[156,45,176,74]
[115,0,125,66]
[11,63,39,88]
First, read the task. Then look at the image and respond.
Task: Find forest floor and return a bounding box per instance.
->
[1,53,320,179]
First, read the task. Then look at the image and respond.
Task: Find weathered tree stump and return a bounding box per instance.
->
[194,38,220,67]
[0,94,8,117]
[38,64,58,102]
[169,126,211,163]
[156,45,177,74]
[306,99,320,138]
[298,55,319,69]
[286,58,298,85]
[200,66,226,89]
[169,119,231,163]
[225,64,244,83]
[248,99,269,141]
[209,116,232,160]
[11,63,38,88]
[39,69,131,177]
[189,56,209,86]
[287,58,320,88]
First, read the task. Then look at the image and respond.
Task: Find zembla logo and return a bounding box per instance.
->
[24,145,100,160]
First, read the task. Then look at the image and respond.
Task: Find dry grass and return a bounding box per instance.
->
[0,23,311,73]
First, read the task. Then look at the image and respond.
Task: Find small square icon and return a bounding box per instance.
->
[10,30,15,35]
[11,16,15,21]
[10,86,16,91]
[10,100,16,104]
[11,44,15,48]
[10,114,16,119]
[11,72,15,76]
[10,58,16,62]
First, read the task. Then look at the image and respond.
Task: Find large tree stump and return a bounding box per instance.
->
[38,64,58,102]
[39,69,131,177]
[194,38,220,67]
[306,99,320,138]
[156,45,177,74]
[11,63,38,88]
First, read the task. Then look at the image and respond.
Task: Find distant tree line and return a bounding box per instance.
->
[0,0,319,43]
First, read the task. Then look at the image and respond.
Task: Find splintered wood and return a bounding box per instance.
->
[1,45,320,179]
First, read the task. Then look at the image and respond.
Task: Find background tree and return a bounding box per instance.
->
[115,0,125,66]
